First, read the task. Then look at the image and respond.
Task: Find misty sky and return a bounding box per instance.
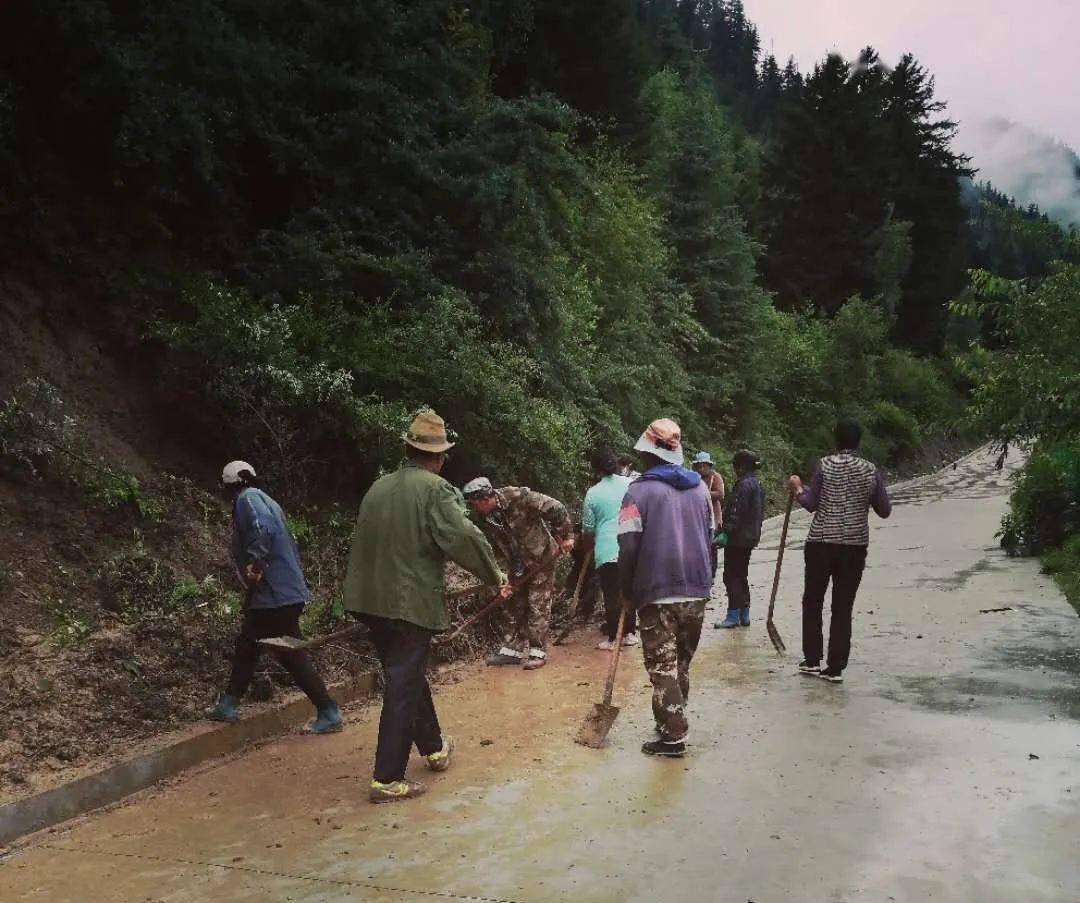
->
[743,0,1080,154]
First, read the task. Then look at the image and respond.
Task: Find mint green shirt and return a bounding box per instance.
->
[582,474,632,566]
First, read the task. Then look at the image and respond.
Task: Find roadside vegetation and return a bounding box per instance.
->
[957,264,1080,613]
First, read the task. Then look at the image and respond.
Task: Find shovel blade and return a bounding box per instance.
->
[766,619,786,655]
[258,635,306,651]
[575,702,620,748]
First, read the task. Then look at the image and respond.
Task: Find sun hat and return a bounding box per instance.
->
[403,409,454,454]
[221,460,256,485]
[462,476,496,499]
[692,451,713,466]
[632,418,684,466]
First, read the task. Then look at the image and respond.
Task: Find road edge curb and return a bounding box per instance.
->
[0,672,377,848]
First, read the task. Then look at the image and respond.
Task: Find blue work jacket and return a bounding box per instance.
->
[231,488,311,610]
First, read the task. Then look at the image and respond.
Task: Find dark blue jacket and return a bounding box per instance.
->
[231,488,311,610]
[724,471,766,548]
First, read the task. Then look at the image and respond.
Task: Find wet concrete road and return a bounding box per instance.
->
[3,449,1079,902]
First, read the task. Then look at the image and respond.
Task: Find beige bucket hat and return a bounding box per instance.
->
[403,409,455,454]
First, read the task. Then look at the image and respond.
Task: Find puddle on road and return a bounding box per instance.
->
[910,557,1010,591]
[995,642,1080,677]
[882,674,1080,720]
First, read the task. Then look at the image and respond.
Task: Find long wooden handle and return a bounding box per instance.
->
[767,490,795,620]
[437,546,563,645]
[601,603,629,706]
[571,549,593,612]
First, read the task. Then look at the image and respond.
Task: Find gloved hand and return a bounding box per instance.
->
[713,530,728,548]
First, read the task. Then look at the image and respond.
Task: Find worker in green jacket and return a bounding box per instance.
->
[342,409,510,804]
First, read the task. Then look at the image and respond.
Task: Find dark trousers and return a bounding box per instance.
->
[723,546,753,611]
[360,615,443,783]
[801,542,868,672]
[226,604,333,709]
[597,562,636,641]
[710,545,719,580]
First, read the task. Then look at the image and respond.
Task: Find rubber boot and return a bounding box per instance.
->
[739,607,751,627]
[714,609,741,629]
[307,701,344,735]
[208,693,240,723]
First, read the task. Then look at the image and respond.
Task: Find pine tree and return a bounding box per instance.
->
[762,53,893,313]
[881,54,973,351]
[639,67,771,432]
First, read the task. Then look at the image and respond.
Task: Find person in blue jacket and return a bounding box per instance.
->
[715,449,766,629]
[208,460,342,733]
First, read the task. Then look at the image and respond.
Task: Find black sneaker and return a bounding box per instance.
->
[641,739,686,758]
[818,668,844,683]
[798,661,820,675]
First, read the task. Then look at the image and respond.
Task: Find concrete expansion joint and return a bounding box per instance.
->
[41,842,528,903]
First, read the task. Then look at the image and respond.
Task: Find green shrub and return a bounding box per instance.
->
[877,349,963,430]
[0,378,75,477]
[169,575,240,617]
[865,400,923,466]
[97,543,176,618]
[78,468,164,521]
[998,442,1080,554]
[1042,535,1080,614]
[0,378,164,519]
[47,598,95,648]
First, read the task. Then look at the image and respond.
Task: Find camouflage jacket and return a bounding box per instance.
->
[473,486,573,577]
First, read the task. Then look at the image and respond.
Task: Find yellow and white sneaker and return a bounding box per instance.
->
[369,779,427,804]
[426,735,454,773]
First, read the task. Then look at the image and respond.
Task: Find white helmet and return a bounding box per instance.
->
[221,460,256,486]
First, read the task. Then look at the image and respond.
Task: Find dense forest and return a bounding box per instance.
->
[0,0,1077,556]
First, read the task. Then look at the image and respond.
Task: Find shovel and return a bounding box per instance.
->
[259,621,366,653]
[574,600,630,748]
[554,549,594,645]
[765,490,794,656]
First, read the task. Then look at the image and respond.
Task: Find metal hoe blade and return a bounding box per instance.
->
[258,635,307,651]
[257,622,367,654]
[766,618,787,655]
[575,702,620,748]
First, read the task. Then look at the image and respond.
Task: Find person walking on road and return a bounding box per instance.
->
[715,449,766,629]
[617,419,712,758]
[691,452,725,580]
[463,477,575,670]
[208,462,342,735]
[342,410,511,803]
[789,418,892,683]
[581,449,637,651]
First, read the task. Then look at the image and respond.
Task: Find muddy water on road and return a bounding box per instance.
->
[2,450,1078,902]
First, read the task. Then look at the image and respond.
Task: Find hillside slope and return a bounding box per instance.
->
[0,276,369,800]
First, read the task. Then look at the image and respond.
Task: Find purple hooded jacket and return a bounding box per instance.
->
[617,465,713,608]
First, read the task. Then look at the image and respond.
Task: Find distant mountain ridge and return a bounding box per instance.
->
[961,117,1080,228]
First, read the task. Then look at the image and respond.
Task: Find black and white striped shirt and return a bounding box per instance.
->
[798,453,892,546]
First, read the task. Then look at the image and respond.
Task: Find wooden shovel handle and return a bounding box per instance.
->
[437,546,563,645]
[767,489,795,620]
[601,601,629,707]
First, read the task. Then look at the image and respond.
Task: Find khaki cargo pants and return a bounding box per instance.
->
[638,599,707,741]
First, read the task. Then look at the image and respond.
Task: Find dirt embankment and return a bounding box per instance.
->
[0,273,548,803]
[0,276,365,801]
